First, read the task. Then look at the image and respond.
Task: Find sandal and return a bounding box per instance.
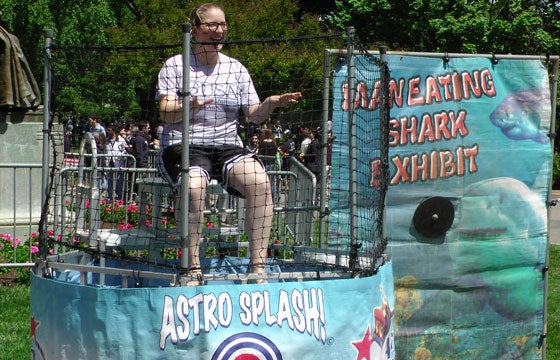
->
[182,268,203,286]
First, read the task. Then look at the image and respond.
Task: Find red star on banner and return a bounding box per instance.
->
[351,325,375,360]
[31,316,40,337]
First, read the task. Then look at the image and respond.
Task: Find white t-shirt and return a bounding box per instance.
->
[157,52,260,147]
[105,135,127,167]
[300,137,311,155]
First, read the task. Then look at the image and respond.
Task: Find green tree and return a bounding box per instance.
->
[1,0,122,83]
[326,0,560,55]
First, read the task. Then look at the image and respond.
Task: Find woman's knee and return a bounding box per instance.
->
[188,172,207,201]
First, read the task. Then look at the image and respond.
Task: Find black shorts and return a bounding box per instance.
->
[158,144,261,197]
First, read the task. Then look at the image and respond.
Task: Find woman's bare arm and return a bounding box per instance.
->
[246,92,302,124]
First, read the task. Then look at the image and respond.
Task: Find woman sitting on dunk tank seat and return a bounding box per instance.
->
[156,3,301,285]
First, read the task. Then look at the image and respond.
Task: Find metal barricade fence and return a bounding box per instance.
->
[0,163,43,268]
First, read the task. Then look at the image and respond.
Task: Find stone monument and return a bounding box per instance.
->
[0,25,47,237]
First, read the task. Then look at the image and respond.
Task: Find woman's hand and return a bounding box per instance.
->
[246,92,302,124]
[190,96,214,108]
[272,92,302,107]
[159,94,213,123]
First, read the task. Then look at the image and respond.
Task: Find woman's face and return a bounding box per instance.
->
[193,7,227,53]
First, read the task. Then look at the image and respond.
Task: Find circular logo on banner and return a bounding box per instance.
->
[211,332,283,360]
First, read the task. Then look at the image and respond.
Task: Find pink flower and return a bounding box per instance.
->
[116,199,125,207]
[85,200,90,209]
[105,206,112,212]
[118,223,132,230]
[31,246,39,254]
[206,221,215,229]
[65,199,71,205]
[30,232,37,238]
[146,220,152,227]
[100,199,107,205]
[47,229,54,236]
[127,204,138,212]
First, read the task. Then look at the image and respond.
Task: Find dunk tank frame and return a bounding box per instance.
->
[30,25,396,360]
[35,26,390,287]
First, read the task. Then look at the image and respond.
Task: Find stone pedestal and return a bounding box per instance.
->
[0,108,63,238]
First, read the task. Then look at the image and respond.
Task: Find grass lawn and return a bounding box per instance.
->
[547,244,560,359]
[0,285,30,360]
[1,246,559,358]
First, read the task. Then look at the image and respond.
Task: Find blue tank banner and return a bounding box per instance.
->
[30,261,394,360]
[330,55,551,359]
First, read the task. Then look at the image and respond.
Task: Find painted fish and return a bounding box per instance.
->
[489,87,550,144]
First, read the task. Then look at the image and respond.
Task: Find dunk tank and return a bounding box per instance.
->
[30,26,556,359]
[31,28,394,359]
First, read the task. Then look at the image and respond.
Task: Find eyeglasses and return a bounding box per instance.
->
[200,22,228,31]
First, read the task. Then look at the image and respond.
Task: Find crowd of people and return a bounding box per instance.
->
[242,120,334,180]
[67,114,334,205]
[64,111,333,204]
[63,113,162,201]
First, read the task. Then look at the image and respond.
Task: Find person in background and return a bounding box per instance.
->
[299,128,311,166]
[156,119,164,141]
[87,113,106,136]
[280,129,296,171]
[302,129,322,205]
[259,128,281,203]
[118,124,136,197]
[303,129,321,176]
[291,120,304,146]
[119,125,132,149]
[64,119,75,152]
[156,3,301,284]
[105,125,127,201]
[245,122,261,147]
[91,130,108,197]
[247,133,260,154]
[280,129,296,191]
[273,120,282,142]
[133,121,151,168]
